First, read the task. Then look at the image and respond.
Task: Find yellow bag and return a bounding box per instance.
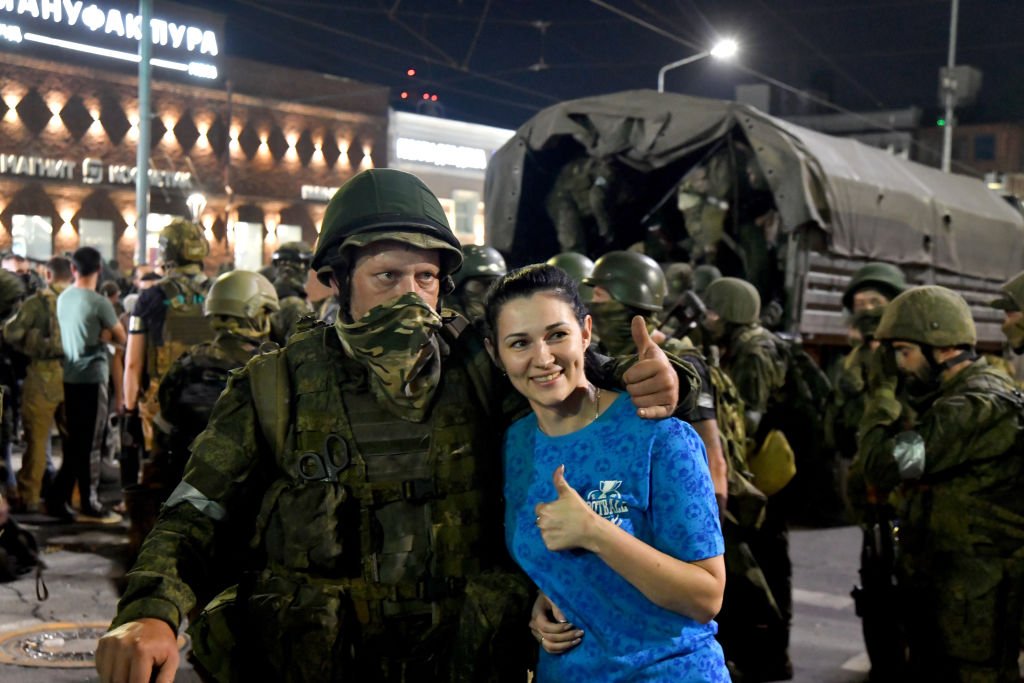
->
[747,429,796,496]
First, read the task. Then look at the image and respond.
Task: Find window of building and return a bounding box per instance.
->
[11,214,53,261]
[451,190,480,240]
[79,219,115,260]
[233,222,264,271]
[276,224,303,244]
[974,134,996,161]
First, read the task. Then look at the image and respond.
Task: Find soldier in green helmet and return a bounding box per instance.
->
[701,276,830,681]
[122,218,213,484]
[268,241,315,344]
[545,252,594,302]
[991,269,1024,356]
[853,285,1024,682]
[449,244,506,323]
[97,169,689,683]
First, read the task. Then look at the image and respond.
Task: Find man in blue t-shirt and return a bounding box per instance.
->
[53,247,125,523]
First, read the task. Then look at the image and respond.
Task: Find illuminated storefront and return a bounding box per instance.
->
[0,0,388,272]
[388,111,512,245]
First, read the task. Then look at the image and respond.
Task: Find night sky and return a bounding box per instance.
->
[176,0,1024,131]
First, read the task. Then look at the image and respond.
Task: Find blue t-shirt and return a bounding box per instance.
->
[504,393,728,682]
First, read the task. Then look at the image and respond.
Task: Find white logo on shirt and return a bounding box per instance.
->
[586,480,629,525]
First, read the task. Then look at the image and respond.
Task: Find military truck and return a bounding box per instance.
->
[484,90,1024,349]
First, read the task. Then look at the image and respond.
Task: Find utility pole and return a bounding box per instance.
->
[940,0,959,173]
[135,0,153,265]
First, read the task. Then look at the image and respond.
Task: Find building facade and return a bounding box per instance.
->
[0,0,389,273]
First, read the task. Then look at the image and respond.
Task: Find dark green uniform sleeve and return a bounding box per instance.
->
[729,343,785,413]
[112,364,267,632]
[858,385,1018,494]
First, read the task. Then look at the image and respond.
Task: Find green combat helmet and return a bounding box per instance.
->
[272,241,313,266]
[663,263,694,299]
[546,252,595,302]
[204,270,280,337]
[990,270,1024,312]
[159,218,210,267]
[842,262,907,311]
[692,264,722,298]
[703,277,761,325]
[312,169,463,286]
[875,285,976,347]
[582,251,668,312]
[452,245,507,290]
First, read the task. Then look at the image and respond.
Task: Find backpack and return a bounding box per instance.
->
[150,277,214,381]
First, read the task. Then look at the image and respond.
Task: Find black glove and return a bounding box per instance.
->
[120,409,144,487]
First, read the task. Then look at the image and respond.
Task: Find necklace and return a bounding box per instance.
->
[593,385,602,421]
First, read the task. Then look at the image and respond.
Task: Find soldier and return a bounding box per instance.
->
[991,269,1024,356]
[828,263,908,460]
[269,241,315,344]
[854,286,1024,682]
[122,219,212,484]
[3,257,71,512]
[448,244,506,324]
[97,169,688,683]
[545,252,594,303]
[0,269,26,501]
[127,271,279,555]
[701,277,797,681]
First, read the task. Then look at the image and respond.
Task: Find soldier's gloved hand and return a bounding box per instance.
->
[120,409,144,453]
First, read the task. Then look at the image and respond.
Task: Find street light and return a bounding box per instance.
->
[186,192,207,223]
[657,38,739,93]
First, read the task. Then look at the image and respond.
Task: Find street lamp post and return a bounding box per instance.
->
[657,38,738,93]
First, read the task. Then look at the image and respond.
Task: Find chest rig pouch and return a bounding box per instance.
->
[248,324,500,627]
[151,278,214,381]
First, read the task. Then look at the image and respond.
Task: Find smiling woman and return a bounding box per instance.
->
[482,264,729,683]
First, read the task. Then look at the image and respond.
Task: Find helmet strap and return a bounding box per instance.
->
[937,347,977,371]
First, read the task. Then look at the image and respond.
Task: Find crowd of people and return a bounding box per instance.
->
[0,165,1021,682]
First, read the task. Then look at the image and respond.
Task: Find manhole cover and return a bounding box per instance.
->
[0,621,187,668]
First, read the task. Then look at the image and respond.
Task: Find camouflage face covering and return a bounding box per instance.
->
[589,301,652,356]
[335,291,443,422]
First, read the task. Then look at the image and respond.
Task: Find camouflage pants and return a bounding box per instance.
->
[15,364,62,505]
[901,552,1024,683]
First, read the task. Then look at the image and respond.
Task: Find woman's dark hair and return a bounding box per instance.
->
[483,263,601,377]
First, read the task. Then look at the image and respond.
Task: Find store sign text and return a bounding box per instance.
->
[83,157,192,189]
[0,0,218,55]
[395,137,488,171]
[0,153,191,189]
[0,1,219,79]
[301,184,339,202]
[0,154,74,180]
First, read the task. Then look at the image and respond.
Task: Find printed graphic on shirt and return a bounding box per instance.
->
[586,480,629,525]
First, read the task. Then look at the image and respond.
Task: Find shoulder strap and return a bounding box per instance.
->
[249,348,291,455]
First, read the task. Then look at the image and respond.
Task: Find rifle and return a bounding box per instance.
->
[850,501,907,681]
[660,290,706,338]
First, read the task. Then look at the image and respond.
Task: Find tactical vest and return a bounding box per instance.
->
[150,275,214,380]
[241,321,506,665]
[671,339,766,526]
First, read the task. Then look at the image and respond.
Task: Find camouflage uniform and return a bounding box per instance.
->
[703,277,794,681]
[3,279,67,508]
[127,219,212,455]
[856,286,1024,683]
[113,171,540,682]
[0,270,26,494]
